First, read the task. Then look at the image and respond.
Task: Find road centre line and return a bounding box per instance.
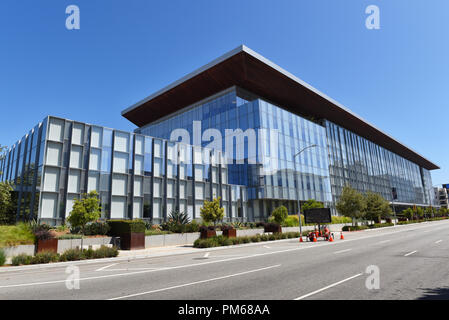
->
[435,240,442,244]
[294,273,363,300]
[108,264,281,300]
[404,250,417,257]
[0,221,447,289]
[95,263,118,272]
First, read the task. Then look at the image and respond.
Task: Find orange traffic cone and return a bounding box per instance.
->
[299,236,303,243]
[340,232,344,240]
[313,234,317,242]
[329,235,334,242]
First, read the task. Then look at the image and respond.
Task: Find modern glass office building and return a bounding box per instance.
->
[0,116,246,224]
[0,45,439,224]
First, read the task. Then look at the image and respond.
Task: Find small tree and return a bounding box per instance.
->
[424,206,434,219]
[301,199,324,212]
[415,207,424,220]
[200,197,224,227]
[364,192,392,223]
[67,191,101,234]
[271,205,288,225]
[402,208,414,221]
[438,207,448,217]
[336,185,366,226]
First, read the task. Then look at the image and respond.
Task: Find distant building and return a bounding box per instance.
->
[435,185,449,209]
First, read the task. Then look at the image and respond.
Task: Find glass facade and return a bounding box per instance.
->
[0,90,437,224]
[137,86,435,215]
[137,87,333,217]
[325,121,432,206]
[0,116,245,224]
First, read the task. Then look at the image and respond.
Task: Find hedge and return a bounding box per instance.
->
[107,219,146,235]
[193,232,300,248]
[10,246,119,266]
[367,223,394,229]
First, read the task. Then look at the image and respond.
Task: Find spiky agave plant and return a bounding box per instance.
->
[168,210,190,225]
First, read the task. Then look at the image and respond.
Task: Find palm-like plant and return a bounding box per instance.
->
[168,210,190,225]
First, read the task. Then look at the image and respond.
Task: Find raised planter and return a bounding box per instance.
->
[36,238,58,253]
[264,224,282,233]
[107,220,146,250]
[120,233,145,250]
[222,229,237,238]
[200,230,217,239]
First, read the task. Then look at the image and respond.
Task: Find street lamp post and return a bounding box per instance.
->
[293,144,318,237]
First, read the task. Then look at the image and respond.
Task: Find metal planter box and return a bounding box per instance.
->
[120,233,145,250]
[222,229,237,238]
[264,225,282,233]
[200,230,217,239]
[36,238,58,253]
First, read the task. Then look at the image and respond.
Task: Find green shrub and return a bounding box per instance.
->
[57,234,84,240]
[167,210,190,224]
[193,238,213,248]
[31,251,60,264]
[60,248,85,261]
[193,232,300,248]
[231,237,242,245]
[145,229,172,236]
[161,220,200,234]
[0,249,5,266]
[83,248,95,259]
[368,223,394,229]
[107,220,145,235]
[221,238,233,246]
[241,236,251,244]
[11,253,32,266]
[0,223,35,247]
[282,215,299,227]
[92,246,119,258]
[271,206,288,224]
[34,229,53,241]
[331,216,353,224]
[84,221,110,236]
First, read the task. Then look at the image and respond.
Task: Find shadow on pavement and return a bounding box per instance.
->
[417,287,449,300]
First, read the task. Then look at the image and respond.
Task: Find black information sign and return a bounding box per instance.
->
[303,208,332,224]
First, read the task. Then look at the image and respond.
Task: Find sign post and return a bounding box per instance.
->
[392,187,397,226]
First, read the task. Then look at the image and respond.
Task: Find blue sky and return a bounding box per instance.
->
[1,0,448,186]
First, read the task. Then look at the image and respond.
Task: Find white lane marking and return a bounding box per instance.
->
[203,252,210,258]
[95,263,118,272]
[108,264,281,300]
[294,273,363,300]
[334,249,352,254]
[435,240,442,244]
[378,240,391,244]
[263,245,271,249]
[404,250,417,257]
[100,267,162,272]
[1,221,447,289]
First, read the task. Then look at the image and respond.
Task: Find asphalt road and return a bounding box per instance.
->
[1,219,449,300]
